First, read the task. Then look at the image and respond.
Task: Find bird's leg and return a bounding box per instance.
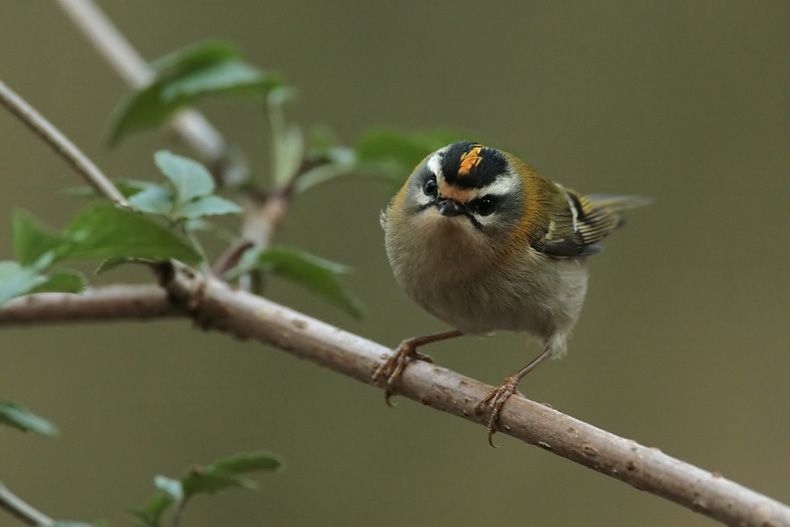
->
[475,346,554,447]
[371,329,463,406]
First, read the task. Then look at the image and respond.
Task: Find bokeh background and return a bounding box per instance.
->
[1,2,789,526]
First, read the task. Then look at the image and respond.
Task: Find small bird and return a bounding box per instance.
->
[373,141,647,445]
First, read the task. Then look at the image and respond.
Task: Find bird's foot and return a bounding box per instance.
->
[474,376,522,447]
[371,338,433,406]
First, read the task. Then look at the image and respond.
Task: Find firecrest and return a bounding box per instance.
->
[373,141,648,445]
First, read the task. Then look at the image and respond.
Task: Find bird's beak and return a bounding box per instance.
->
[436,198,464,217]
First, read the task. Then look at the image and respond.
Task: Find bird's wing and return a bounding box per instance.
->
[532,185,649,258]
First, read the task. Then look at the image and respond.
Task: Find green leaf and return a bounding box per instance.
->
[162,61,280,101]
[0,399,58,436]
[177,195,242,220]
[28,270,87,295]
[181,451,284,497]
[62,203,202,265]
[149,40,239,77]
[107,82,180,147]
[180,469,257,497]
[130,494,171,527]
[354,128,471,180]
[154,150,214,206]
[107,40,283,146]
[209,450,284,474]
[131,450,283,527]
[230,246,365,318]
[12,210,64,266]
[128,186,174,215]
[0,261,48,306]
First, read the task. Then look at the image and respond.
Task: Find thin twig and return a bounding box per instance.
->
[0,482,54,526]
[0,80,128,206]
[2,275,788,527]
[55,0,237,178]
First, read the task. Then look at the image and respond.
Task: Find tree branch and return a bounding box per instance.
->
[1,272,788,527]
[0,285,177,324]
[0,80,127,206]
[0,482,54,527]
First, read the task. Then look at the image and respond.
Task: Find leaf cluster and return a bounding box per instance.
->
[132,451,284,527]
[0,37,478,527]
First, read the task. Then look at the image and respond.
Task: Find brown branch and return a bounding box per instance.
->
[0,80,128,206]
[2,273,788,527]
[0,285,177,324]
[0,482,54,526]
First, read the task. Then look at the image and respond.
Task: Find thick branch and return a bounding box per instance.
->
[0,80,127,206]
[0,285,177,324]
[2,276,787,527]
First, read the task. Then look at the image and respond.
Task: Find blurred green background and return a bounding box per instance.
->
[1,2,789,526]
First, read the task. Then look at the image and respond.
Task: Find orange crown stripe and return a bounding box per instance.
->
[458,145,483,176]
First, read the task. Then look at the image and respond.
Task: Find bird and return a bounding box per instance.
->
[373,141,648,445]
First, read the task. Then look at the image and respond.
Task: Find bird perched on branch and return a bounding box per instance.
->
[374,141,648,445]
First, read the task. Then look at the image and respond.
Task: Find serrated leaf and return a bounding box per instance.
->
[230,246,365,318]
[28,270,86,295]
[95,257,134,275]
[354,128,471,180]
[12,210,64,266]
[154,151,215,206]
[0,399,58,436]
[128,186,174,215]
[62,203,202,265]
[0,261,48,306]
[176,195,241,220]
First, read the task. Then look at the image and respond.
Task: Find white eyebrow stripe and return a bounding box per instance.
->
[427,152,443,180]
[478,173,520,196]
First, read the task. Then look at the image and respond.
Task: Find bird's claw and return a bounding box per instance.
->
[371,340,432,405]
[474,378,521,447]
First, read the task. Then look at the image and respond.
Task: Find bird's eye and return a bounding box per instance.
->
[423,174,438,197]
[470,196,498,216]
